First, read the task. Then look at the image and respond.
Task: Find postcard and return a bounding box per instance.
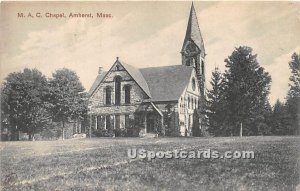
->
[1,1,299,191]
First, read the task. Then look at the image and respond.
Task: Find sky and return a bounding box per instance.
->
[1,1,300,105]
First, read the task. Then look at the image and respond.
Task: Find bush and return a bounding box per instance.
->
[93,129,115,137]
[126,128,140,137]
[114,128,127,137]
[93,127,140,137]
[165,124,173,136]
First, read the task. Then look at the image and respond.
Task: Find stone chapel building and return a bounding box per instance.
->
[88,4,206,136]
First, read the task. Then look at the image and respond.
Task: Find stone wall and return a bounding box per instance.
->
[89,62,153,133]
[89,68,148,114]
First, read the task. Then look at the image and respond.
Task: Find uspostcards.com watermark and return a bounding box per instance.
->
[128,149,255,161]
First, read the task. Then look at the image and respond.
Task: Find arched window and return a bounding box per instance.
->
[124,85,131,104]
[192,78,196,91]
[115,76,122,105]
[201,61,204,75]
[105,87,112,105]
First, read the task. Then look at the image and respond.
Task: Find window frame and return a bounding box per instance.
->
[115,114,120,129]
[124,85,131,104]
[192,78,196,91]
[114,76,122,105]
[105,86,112,105]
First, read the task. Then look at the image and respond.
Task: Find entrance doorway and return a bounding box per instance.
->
[146,114,156,133]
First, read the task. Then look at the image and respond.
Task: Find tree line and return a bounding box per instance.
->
[206,46,299,136]
[1,68,87,140]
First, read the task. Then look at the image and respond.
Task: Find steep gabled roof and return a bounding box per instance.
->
[140,65,193,102]
[181,3,205,57]
[88,60,151,98]
[88,71,107,95]
[120,61,151,97]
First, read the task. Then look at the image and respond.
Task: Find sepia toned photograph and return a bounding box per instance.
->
[0,1,299,190]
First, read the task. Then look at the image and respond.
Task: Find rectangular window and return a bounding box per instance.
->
[95,116,98,129]
[106,115,111,130]
[115,77,121,105]
[105,88,112,105]
[188,115,192,129]
[125,85,131,104]
[125,114,129,128]
[115,115,120,129]
[96,116,100,129]
[99,116,106,129]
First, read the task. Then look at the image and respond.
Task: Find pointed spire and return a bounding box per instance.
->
[182,3,205,57]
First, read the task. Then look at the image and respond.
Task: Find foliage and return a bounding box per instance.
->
[206,67,225,136]
[192,109,202,136]
[48,68,86,140]
[125,128,139,137]
[287,53,300,98]
[222,46,272,136]
[285,97,300,135]
[93,129,115,137]
[126,118,140,137]
[114,128,127,137]
[270,100,290,135]
[1,69,50,140]
[285,52,300,135]
[253,52,300,136]
[164,111,181,136]
[206,46,272,136]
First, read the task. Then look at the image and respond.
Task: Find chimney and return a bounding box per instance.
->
[98,67,103,74]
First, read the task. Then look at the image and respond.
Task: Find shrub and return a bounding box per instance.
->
[126,128,140,137]
[114,128,127,137]
[93,129,115,137]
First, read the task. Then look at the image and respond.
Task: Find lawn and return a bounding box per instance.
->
[0,136,299,191]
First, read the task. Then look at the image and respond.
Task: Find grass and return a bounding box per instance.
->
[0,136,299,191]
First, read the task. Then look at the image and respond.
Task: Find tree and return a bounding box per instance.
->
[286,52,300,135]
[222,46,272,136]
[192,109,202,136]
[206,67,225,136]
[270,100,290,135]
[287,53,300,98]
[258,100,272,135]
[48,68,85,140]
[1,69,50,140]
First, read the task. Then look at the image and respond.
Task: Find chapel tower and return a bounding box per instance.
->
[181,3,206,96]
